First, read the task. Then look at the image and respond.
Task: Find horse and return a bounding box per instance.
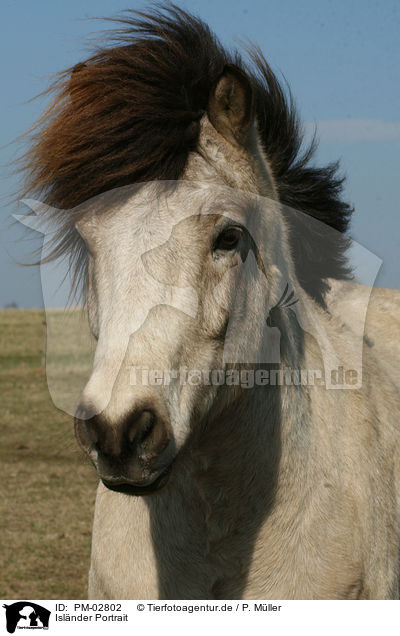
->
[22,6,400,599]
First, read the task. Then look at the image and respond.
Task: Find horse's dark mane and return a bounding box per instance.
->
[22,4,352,305]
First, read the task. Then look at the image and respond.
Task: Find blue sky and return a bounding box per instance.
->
[1,0,399,307]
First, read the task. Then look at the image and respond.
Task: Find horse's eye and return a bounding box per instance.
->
[214,228,242,251]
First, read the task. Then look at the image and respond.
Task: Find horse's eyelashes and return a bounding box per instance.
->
[214,228,242,251]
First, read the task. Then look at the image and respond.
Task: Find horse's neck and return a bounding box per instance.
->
[174,309,320,532]
[197,290,337,491]
[143,304,333,594]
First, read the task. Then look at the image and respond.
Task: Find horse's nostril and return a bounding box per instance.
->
[129,410,155,446]
[74,412,100,455]
[125,407,171,461]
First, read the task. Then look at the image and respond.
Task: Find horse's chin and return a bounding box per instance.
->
[100,465,172,496]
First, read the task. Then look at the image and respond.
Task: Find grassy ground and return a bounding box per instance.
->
[0,309,98,599]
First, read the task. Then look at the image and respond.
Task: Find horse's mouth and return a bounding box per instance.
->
[101,465,172,496]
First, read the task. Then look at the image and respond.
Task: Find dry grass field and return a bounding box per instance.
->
[0,309,98,599]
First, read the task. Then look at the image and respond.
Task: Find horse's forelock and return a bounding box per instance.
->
[20,3,352,306]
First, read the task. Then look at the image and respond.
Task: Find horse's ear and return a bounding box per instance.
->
[68,62,87,102]
[208,64,254,147]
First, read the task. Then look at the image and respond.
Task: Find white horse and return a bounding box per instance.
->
[23,7,400,599]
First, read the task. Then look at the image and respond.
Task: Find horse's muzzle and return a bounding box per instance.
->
[74,400,174,494]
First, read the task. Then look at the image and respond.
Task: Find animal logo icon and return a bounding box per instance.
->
[16,187,380,401]
[2,602,50,633]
